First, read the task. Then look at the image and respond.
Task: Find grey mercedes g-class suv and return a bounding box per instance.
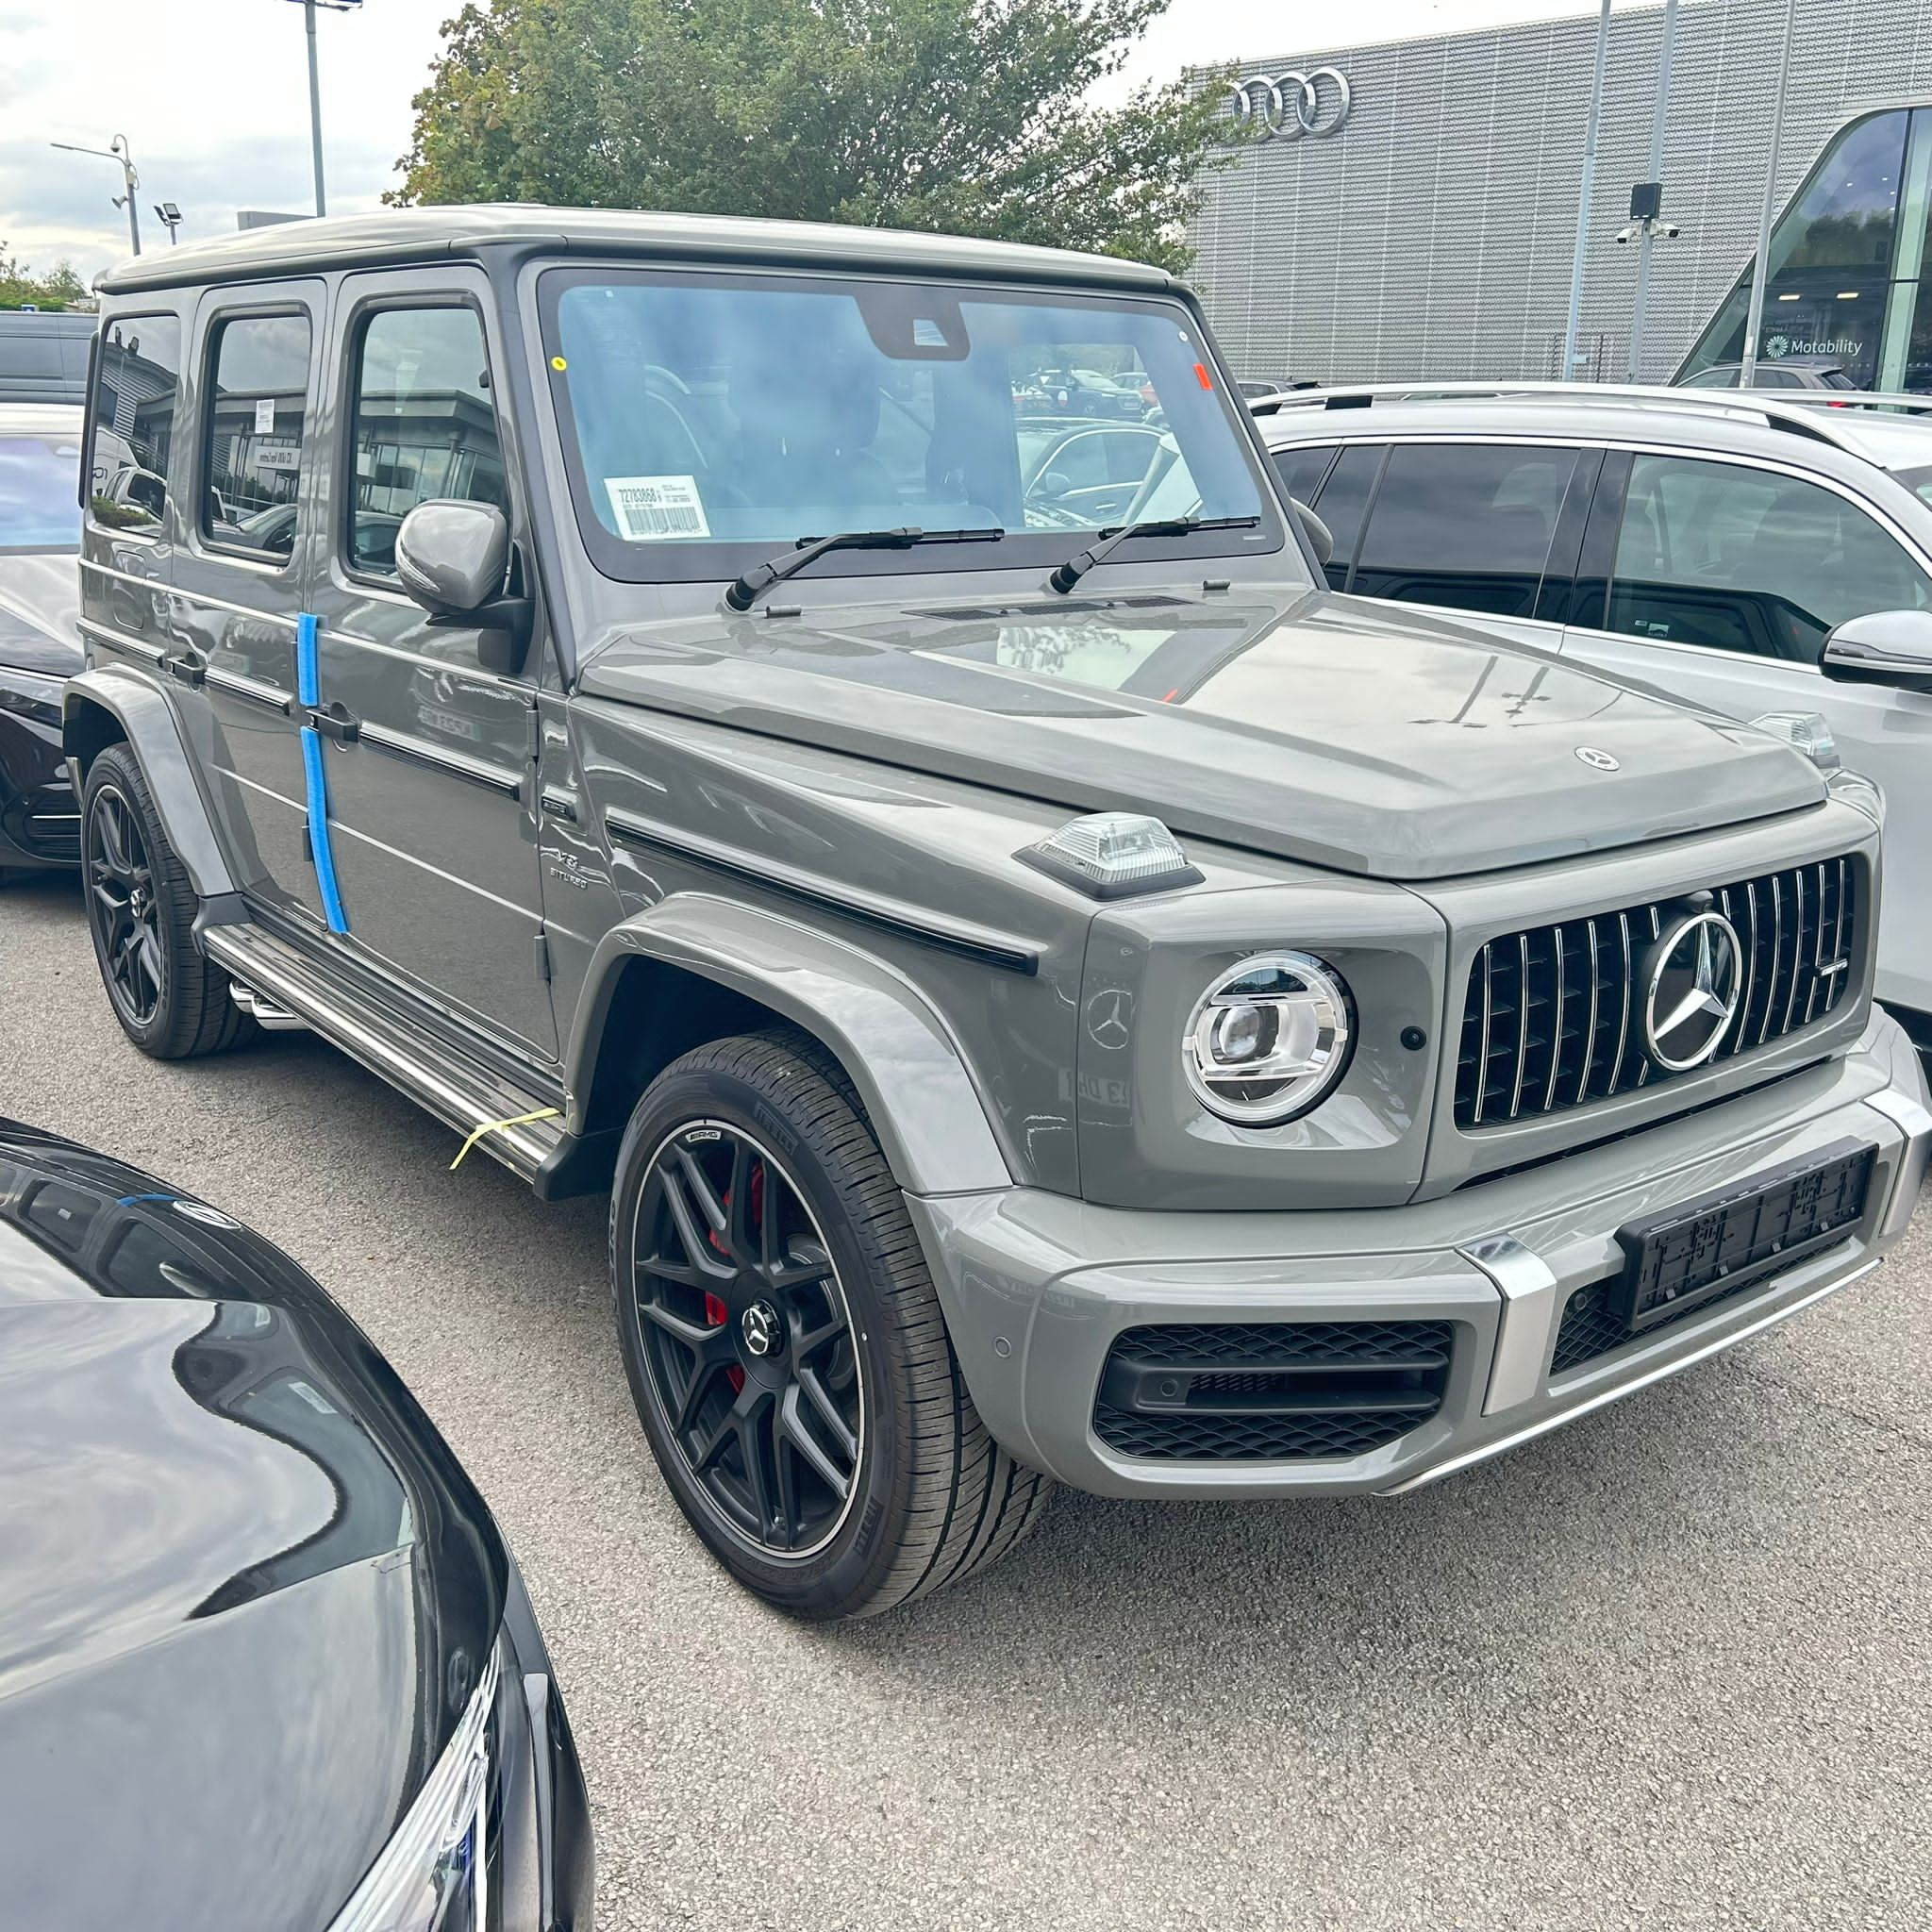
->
[65,208,1932,1619]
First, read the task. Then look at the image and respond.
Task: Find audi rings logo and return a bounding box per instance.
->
[1227,68,1353,142]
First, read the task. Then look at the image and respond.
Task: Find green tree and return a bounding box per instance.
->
[0,242,88,310]
[391,0,1240,275]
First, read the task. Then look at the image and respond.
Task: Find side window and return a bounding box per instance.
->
[1271,441,1338,508]
[203,313,314,560]
[347,306,506,577]
[1103,431,1160,487]
[1757,367,1805,390]
[1682,367,1740,389]
[1352,442,1578,618]
[1311,443,1382,591]
[91,314,182,532]
[1607,453,1932,663]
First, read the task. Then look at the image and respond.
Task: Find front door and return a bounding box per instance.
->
[1561,447,1932,1015]
[301,274,556,1058]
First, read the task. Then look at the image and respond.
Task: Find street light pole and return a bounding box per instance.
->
[284,0,362,220]
[1560,0,1614,381]
[51,134,142,255]
[1740,0,1801,384]
[1627,0,1680,379]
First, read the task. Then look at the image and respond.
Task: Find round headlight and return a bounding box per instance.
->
[1183,951,1353,1126]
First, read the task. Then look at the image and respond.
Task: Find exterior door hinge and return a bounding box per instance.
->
[525,703,542,760]
[533,930,552,982]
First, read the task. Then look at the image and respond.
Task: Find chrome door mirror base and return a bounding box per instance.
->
[1822,608,1932,691]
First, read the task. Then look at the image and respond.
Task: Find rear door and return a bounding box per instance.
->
[172,282,328,923]
[1561,446,1932,1013]
[1339,439,1590,650]
[300,270,555,1058]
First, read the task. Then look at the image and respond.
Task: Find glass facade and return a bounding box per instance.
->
[1682,108,1932,390]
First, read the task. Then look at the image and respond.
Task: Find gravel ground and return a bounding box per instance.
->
[8,872,1932,1931]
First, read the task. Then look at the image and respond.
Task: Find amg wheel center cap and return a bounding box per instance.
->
[740,1300,782,1357]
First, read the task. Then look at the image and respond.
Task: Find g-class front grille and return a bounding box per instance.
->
[1455,857,1859,1131]
[1091,1320,1452,1461]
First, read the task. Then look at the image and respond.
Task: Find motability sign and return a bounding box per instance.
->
[1225,69,1354,142]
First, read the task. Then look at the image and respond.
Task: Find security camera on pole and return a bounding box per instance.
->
[49,133,142,256]
[283,0,364,218]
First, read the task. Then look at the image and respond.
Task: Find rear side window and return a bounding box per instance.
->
[91,314,182,533]
[346,306,507,577]
[1308,443,1381,591]
[203,313,313,560]
[1351,442,1578,618]
[1270,441,1338,508]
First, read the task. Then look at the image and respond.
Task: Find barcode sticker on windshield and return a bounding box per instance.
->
[606,475,709,541]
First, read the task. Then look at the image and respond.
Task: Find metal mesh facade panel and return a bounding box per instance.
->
[1190,0,1932,384]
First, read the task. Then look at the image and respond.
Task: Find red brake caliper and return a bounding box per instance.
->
[704,1160,765,1396]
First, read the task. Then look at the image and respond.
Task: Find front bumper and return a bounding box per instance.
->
[908,1012,1931,1500]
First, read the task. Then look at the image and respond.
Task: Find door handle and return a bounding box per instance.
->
[308,699,360,744]
[162,652,206,689]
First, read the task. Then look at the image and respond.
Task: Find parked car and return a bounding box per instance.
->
[1016,415,1166,526]
[1677,357,1858,392]
[1247,385,1932,1034]
[0,309,94,406]
[1029,365,1148,420]
[65,208,1932,1622]
[0,1116,593,1932]
[0,401,84,880]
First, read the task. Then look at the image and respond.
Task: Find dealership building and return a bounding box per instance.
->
[1189,0,1932,388]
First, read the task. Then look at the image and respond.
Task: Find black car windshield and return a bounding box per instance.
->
[0,432,82,554]
[540,267,1281,584]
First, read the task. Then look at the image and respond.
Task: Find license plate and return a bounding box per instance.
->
[1613,1140,1875,1336]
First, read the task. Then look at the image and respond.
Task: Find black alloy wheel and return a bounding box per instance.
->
[86,776,165,1028]
[79,744,255,1060]
[628,1121,863,1558]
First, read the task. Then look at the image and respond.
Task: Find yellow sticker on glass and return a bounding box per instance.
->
[550,355,568,371]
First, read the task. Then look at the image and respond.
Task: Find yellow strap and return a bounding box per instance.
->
[449,1107,562,1170]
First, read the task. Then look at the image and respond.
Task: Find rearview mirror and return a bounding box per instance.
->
[393,499,531,676]
[394,499,509,616]
[1822,608,1932,692]
[1291,498,1334,570]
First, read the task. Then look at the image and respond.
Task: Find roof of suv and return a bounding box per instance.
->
[1256,384,1932,481]
[94,204,1175,298]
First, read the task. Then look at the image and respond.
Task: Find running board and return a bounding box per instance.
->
[203,923,572,1185]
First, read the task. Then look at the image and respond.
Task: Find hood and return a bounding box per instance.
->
[0,1123,504,1932]
[0,552,81,676]
[576,586,1825,879]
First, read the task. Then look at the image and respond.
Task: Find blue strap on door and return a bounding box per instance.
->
[296,611,349,935]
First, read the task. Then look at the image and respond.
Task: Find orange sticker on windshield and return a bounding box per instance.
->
[1193,362,1214,390]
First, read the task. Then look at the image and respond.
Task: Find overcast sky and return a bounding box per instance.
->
[2,0,1648,282]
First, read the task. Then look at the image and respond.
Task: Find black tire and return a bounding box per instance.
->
[609,1028,1050,1619]
[80,743,256,1059]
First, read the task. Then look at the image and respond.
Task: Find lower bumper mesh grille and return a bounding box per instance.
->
[1092,1319,1453,1461]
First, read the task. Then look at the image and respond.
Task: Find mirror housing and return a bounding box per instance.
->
[393,499,532,677]
[1822,608,1932,691]
[1290,497,1334,570]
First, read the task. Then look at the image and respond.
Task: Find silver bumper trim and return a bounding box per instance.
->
[1377,1255,1879,1495]
[1460,1234,1560,1416]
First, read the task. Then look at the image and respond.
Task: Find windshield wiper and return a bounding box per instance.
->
[725,525,1004,611]
[1048,515,1260,595]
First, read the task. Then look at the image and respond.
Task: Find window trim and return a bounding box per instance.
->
[334,287,503,594]
[85,308,185,545]
[196,300,319,567]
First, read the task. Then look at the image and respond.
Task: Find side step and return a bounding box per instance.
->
[204,923,574,1186]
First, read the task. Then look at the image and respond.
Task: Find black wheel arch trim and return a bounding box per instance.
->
[63,665,236,901]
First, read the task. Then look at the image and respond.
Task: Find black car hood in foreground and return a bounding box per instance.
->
[578,585,1824,878]
[0,1122,506,1932]
[0,551,81,676]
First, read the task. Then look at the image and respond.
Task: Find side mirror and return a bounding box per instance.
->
[1291,497,1334,570]
[393,499,531,677]
[1822,608,1932,691]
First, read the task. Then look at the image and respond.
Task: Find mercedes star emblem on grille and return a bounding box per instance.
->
[1642,910,1745,1072]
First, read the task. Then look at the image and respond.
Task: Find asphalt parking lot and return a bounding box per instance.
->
[8,873,1932,1931]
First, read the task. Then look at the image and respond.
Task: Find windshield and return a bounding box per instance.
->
[0,433,82,554]
[540,267,1280,584]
